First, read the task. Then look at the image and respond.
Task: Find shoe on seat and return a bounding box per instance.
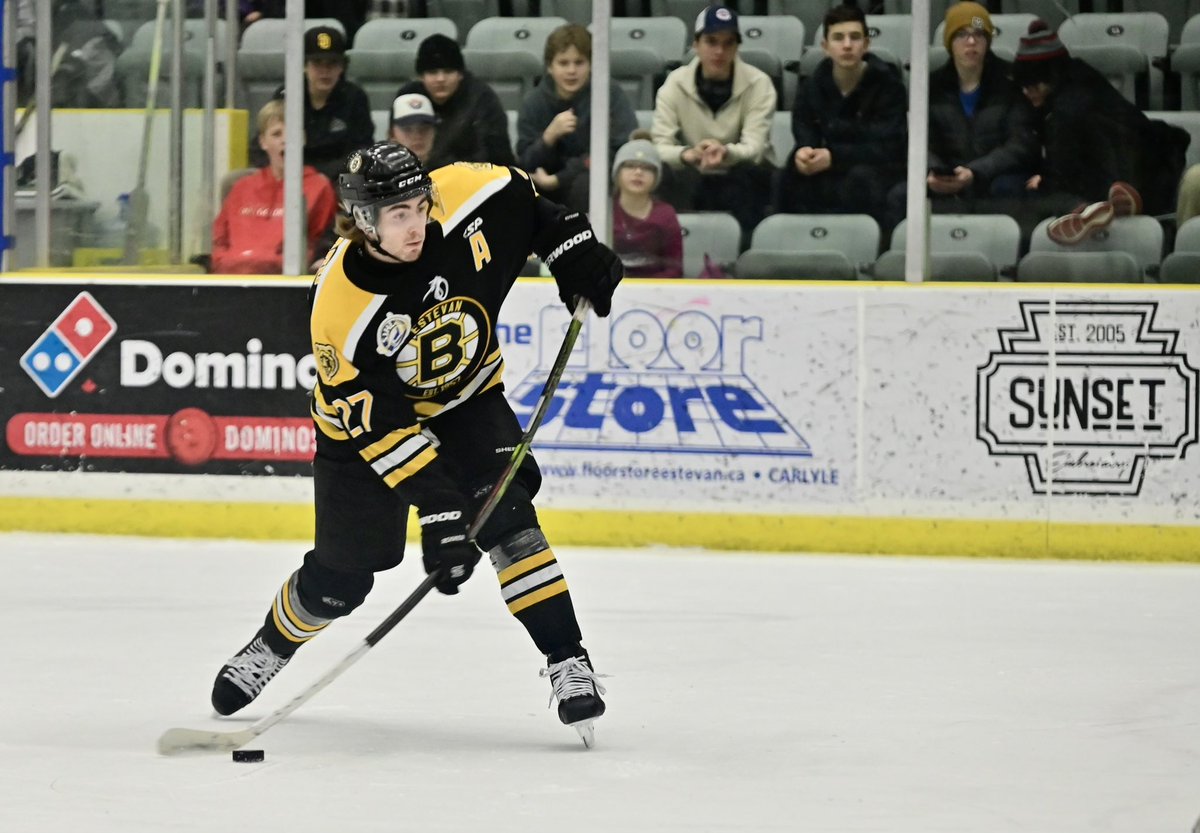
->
[1048,201,1115,245]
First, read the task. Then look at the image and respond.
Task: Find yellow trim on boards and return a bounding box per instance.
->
[1,497,1198,563]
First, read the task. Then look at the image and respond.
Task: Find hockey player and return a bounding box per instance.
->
[210,142,622,743]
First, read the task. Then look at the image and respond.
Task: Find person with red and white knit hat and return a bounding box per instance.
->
[1015,19,1189,245]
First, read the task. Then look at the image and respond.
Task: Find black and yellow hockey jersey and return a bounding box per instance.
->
[308,162,568,503]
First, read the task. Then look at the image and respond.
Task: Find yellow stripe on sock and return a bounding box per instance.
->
[280,580,326,633]
[271,604,312,644]
[506,579,568,615]
[497,549,557,585]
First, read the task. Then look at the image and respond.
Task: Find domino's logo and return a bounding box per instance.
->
[20,291,117,397]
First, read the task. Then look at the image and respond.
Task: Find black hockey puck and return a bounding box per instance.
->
[232,749,264,762]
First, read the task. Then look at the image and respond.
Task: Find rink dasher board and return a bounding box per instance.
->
[1,274,1198,561]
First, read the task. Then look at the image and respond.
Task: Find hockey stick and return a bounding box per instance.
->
[157,299,591,755]
[123,0,169,265]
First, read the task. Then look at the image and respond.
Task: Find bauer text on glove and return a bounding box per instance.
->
[418,506,482,595]
[538,211,623,317]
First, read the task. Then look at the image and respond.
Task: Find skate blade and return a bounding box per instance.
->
[573,720,595,749]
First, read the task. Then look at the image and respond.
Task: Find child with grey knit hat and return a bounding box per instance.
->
[611,136,684,278]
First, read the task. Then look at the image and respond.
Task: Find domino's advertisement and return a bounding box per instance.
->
[2,277,1199,526]
[0,282,316,476]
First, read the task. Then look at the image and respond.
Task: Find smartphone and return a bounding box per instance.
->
[930,164,958,177]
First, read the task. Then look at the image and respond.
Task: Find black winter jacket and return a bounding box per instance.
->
[1036,57,1190,212]
[790,53,908,175]
[927,53,1037,190]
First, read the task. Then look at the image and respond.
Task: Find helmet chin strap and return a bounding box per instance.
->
[365,232,403,262]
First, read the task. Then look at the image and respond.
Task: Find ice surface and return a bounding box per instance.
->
[2,532,1198,833]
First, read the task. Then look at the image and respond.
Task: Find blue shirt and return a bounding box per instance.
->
[959,86,982,119]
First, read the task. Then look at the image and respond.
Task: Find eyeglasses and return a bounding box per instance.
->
[952,28,988,42]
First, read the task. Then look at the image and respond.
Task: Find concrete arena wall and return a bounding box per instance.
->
[1,274,1198,562]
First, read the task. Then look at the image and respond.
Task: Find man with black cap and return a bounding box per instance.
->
[274,26,375,184]
[650,4,776,244]
[395,34,515,170]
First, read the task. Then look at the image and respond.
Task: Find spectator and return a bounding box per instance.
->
[388,92,437,166]
[1013,20,1191,244]
[651,4,777,243]
[211,100,337,274]
[396,34,515,169]
[887,2,1036,226]
[516,24,638,213]
[611,138,683,278]
[775,3,906,226]
[273,26,375,183]
[241,2,367,41]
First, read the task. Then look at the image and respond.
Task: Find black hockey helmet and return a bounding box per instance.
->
[338,142,433,238]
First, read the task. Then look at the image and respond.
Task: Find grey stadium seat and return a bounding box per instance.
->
[1121,0,1200,46]
[1016,251,1144,283]
[426,0,500,43]
[872,250,997,282]
[1157,252,1200,283]
[612,48,666,110]
[1174,216,1200,252]
[890,214,1021,278]
[735,249,857,280]
[463,17,568,110]
[740,16,805,106]
[1173,16,1200,110]
[767,0,830,42]
[541,0,594,26]
[464,17,568,59]
[1029,215,1164,280]
[462,50,543,111]
[749,214,881,279]
[677,212,742,279]
[610,17,689,66]
[1059,12,1169,109]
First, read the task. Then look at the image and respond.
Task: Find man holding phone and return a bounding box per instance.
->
[887,2,1036,223]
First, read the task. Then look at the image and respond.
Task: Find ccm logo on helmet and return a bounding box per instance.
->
[419,510,463,525]
[544,229,593,266]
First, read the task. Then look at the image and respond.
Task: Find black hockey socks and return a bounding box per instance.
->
[490,530,583,655]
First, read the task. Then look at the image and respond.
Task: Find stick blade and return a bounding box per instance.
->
[157,726,254,756]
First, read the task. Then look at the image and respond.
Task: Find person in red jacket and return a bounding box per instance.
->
[211,99,338,274]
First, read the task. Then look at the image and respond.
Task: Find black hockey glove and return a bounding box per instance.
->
[418,504,482,596]
[542,212,623,317]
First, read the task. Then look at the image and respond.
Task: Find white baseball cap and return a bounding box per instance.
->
[391,93,436,128]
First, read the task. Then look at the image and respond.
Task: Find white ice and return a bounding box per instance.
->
[2,532,1199,833]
